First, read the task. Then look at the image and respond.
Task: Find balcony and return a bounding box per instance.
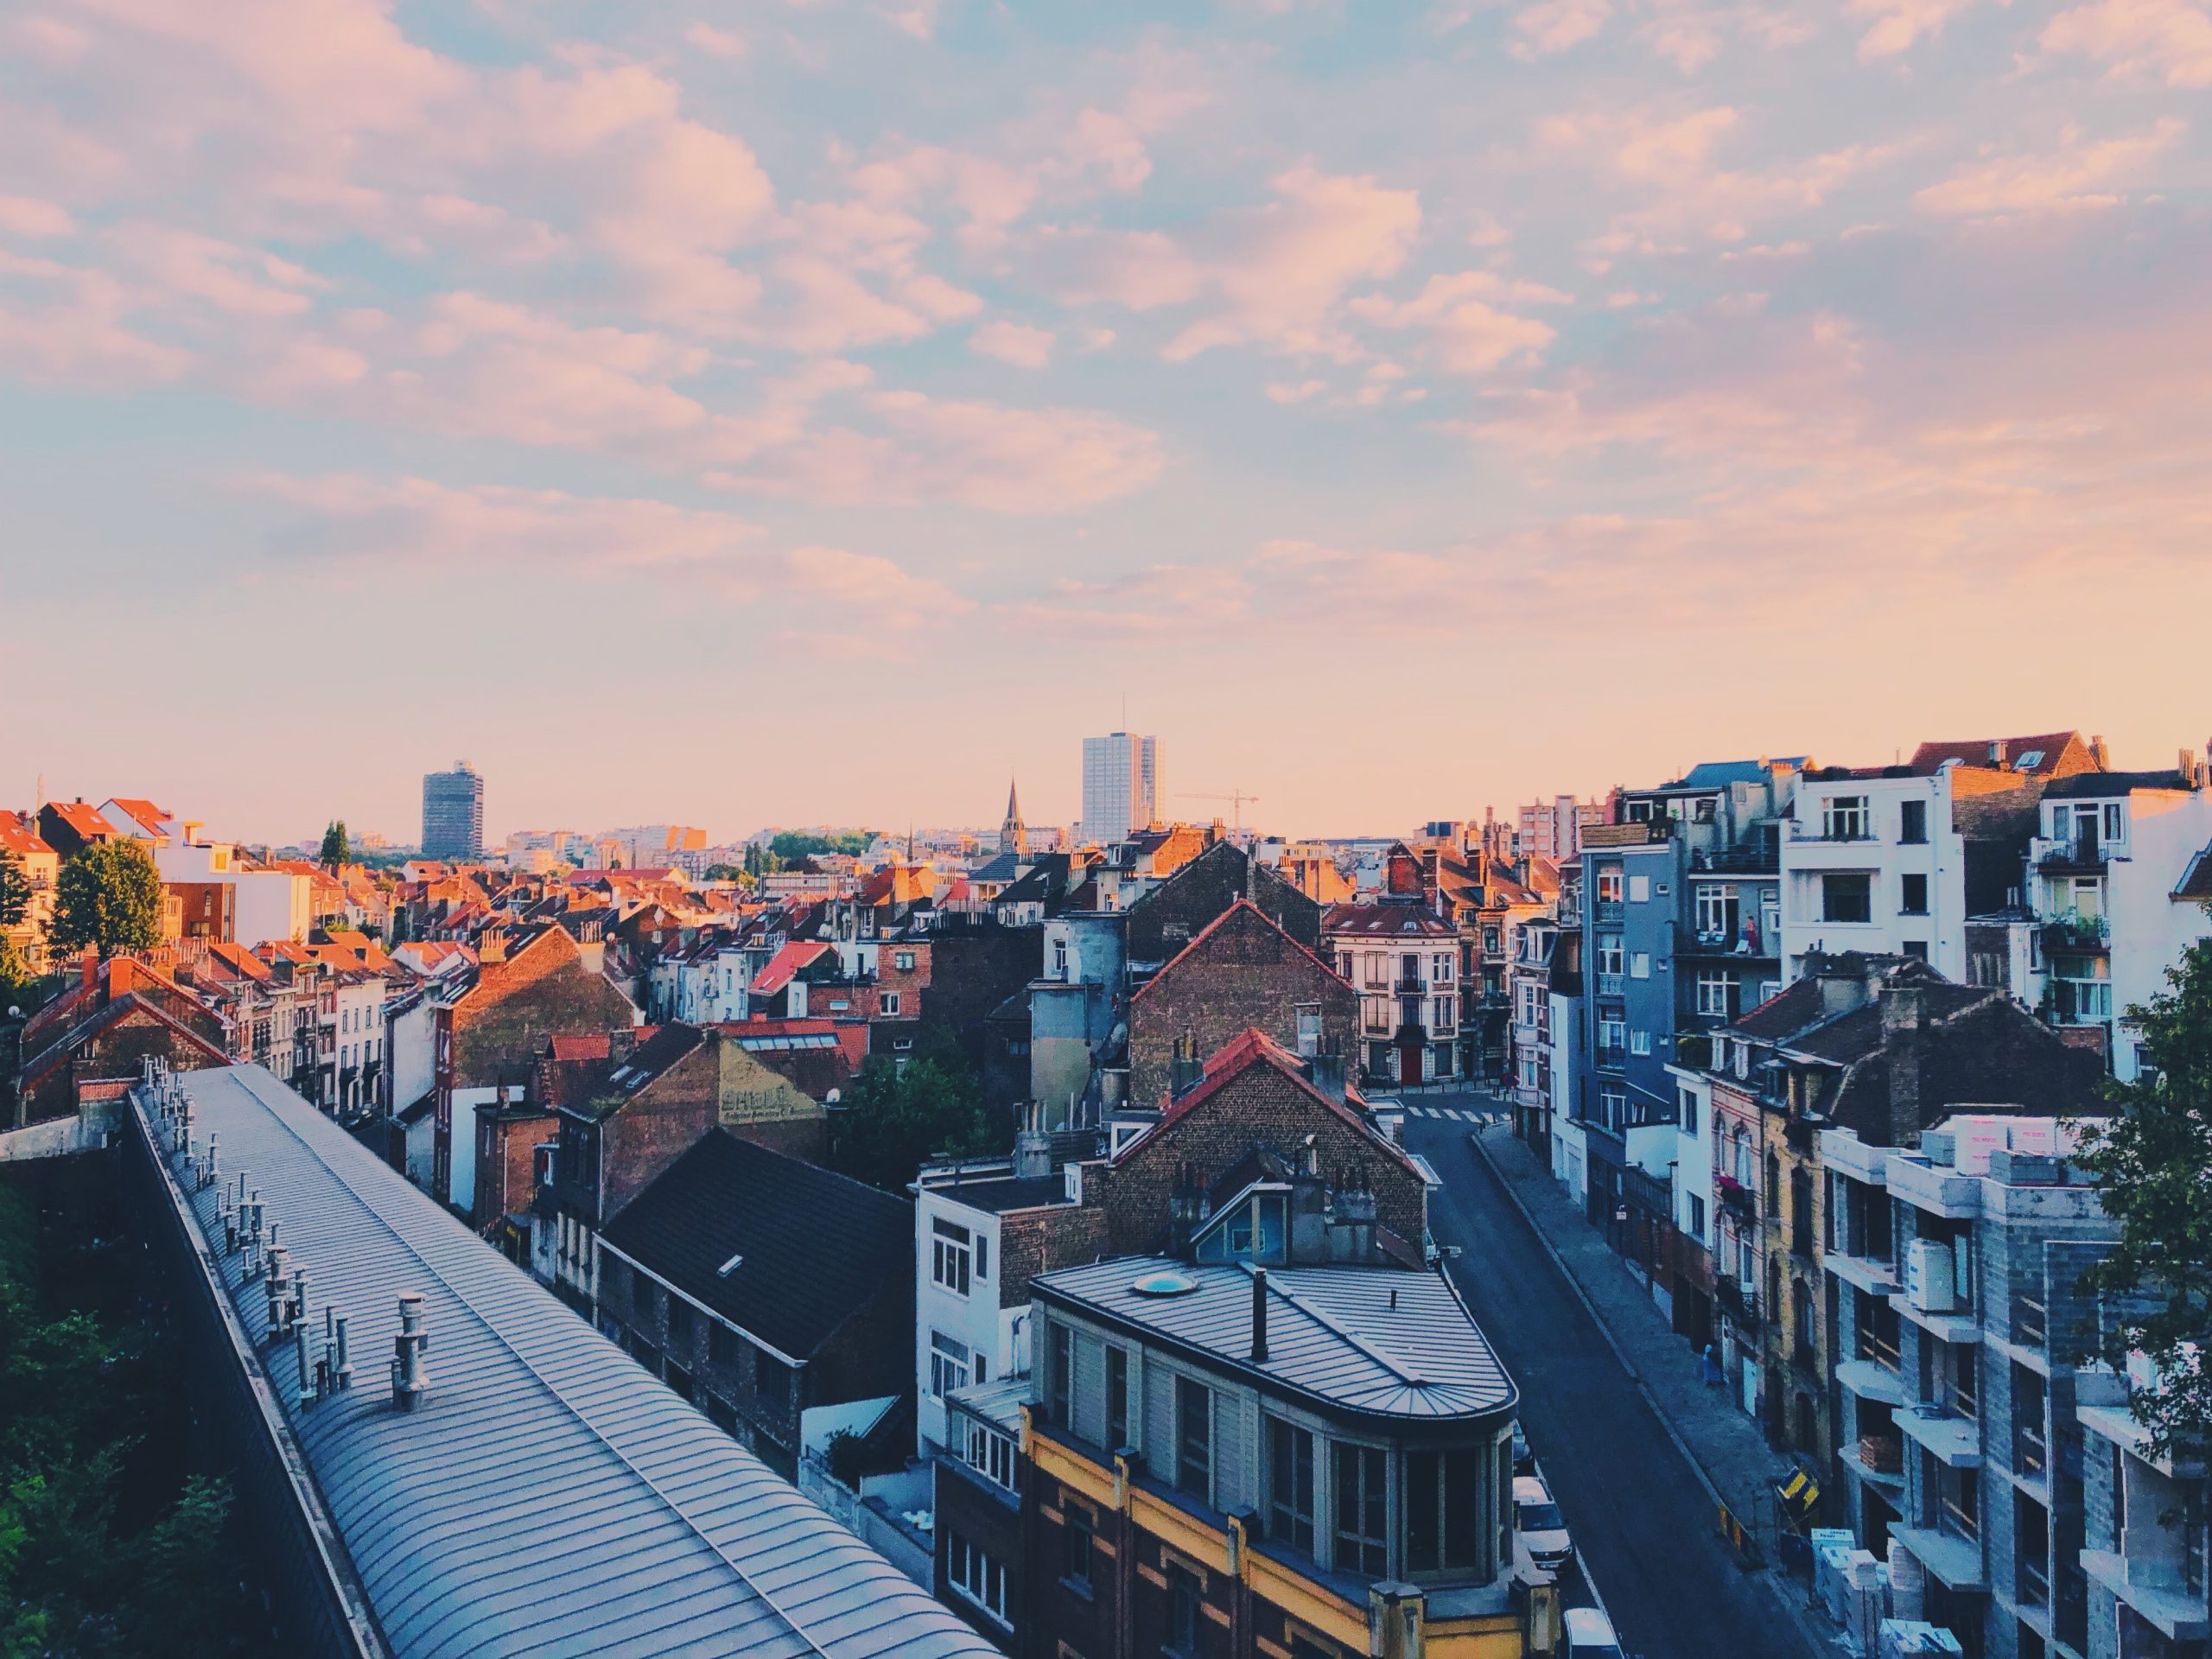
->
[1891,1525,1988,1593]
[2015,1419,2049,1479]
[1789,820,1877,843]
[1595,1044,1627,1071]
[1899,1406,1983,1468]
[2037,836,2107,875]
[1596,972,1624,996]
[2011,1290,2049,1351]
[2041,912,2110,951]
[1395,1023,1429,1044]
[2018,1554,2051,1610]
[1716,1174,1757,1218]
[1395,976,1428,994]
[2081,1548,2212,1642]
[1826,1249,1902,1297]
[1594,899,1624,924]
[1714,1277,1760,1328]
[1841,1432,1905,1490]
[1675,922,1775,962]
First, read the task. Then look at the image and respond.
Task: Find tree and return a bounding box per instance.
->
[702,863,744,883]
[318,820,349,868]
[827,1046,1010,1192]
[0,850,29,933]
[2077,927,2212,1461]
[48,841,163,960]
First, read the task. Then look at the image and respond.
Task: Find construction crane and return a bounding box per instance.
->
[1177,790,1260,833]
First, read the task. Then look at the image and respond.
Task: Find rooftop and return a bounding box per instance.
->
[1033,1256,1515,1422]
[145,1065,991,1659]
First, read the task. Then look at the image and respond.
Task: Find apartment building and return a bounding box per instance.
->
[1321,899,1460,1085]
[1822,1116,2118,1659]
[2026,765,2212,1081]
[1021,1255,1529,1659]
[2077,1364,2210,1659]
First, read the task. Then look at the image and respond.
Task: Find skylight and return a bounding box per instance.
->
[717,1253,744,1276]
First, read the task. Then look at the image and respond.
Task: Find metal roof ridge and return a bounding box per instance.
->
[1241,1262,1428,1387]
[219,1070,850,1659]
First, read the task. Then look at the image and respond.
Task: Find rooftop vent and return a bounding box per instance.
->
[391,1293,430,1412]
[1130,1269,1198,1299]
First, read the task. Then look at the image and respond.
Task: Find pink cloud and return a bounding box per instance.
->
[2039,0,2212,86]
[1848,0,1977,60]
[971,320,1057,366]
[1510,0,1614,57]
[0,197,76,238]
[1350,270,1567,373]
[1912,119,2186,218]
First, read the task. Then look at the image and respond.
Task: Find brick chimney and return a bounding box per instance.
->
[79,950,99,994]
[608,1027,639,1065]
[1882,978,1929,1147]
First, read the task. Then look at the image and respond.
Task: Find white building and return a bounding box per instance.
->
[912,1153,1077,1455]
[155,841,313,947]
[1667,1062,1717,1264]
[2029,763,2212,1081]
[1781,763,2019,984]
[1079,731,1160,845]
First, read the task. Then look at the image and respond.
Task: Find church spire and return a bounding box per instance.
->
[1001,778,1027,855]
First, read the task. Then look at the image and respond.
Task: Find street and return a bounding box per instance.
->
[1396,1092,1817,1659]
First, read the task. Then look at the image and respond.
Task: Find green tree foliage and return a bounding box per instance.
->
[0,1181,264,1656]
[317,821,349,868]
[48,842,163,961]
[0,851,29,933]
[2078,928,2212,1460]
[702,863,745,883]
[767,830,873,864]
[827,1046,1009,1192]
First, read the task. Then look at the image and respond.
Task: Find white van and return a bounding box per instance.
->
[1513,1473,1573,1571]
[1563,1605,1623,1659]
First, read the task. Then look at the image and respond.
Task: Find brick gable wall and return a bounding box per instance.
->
[1126,907,1356,1107]
[1085,1061,1425,1257]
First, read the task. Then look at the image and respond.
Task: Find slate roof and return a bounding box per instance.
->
[1320,900,1455,939]
[1033,1256,1515,1422]
[930,1174,1071,1215]
[1909,733,2082,775]
[1654,758,1808,791]
[143,1067,992,1659]
[2044,770,2196,798]
[600,1130,913,1362]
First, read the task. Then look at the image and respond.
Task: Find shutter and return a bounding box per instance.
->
[1144,1363,1175,1475]
[1074,1332,1107,1446]
[1213,1390,1252,1512]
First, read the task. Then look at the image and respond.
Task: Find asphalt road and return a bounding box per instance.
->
[1399,1095,1816,1659]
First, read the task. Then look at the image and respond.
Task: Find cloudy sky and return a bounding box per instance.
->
[2,0,2207,843]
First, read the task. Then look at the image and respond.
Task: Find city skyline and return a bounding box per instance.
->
[2,3,2206,840]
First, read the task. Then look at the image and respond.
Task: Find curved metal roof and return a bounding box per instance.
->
[155,1065,996,1659]
[1033,1256,1516,1422]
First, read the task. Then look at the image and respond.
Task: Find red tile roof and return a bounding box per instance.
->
[1908,732,2084,776]
[46,800,118,839]
[752,940,831,996]
[0,812,54,859]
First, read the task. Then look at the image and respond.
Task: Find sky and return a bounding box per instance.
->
[1,0,2208,845]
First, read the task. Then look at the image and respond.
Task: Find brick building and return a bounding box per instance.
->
[1124,841,1323,968]
[543,1022,830,1312]
[1125,899,1357,1108]
[12,956,232,1126]
[598,1129,915,1482]
[1085,1027,1430,1263]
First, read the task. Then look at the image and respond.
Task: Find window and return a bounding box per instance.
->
[1629,1029,1651,1056]
[1268,1418,1317,1554]
[1630,951,1650,980]
[1403,1447,1481,1574]
[880,992,901,1016]
[1106,1345,1129,1448]
[931,1331,971,1402]
[1597,1014,1625,1059]
[2103,802,2127,844]
[932,1218,973,1296]
[1696,969,1735,1019]
[967,1420,1017,1491]
[1337,950,1354,980]
[975,1235,988,1280]
[1823,796,1870,840]
[1628,874,1651,903]
[1900,799,1928,844]
[1599,1084,1628,1131]
[1596,868,1624,907]
[1900,873,1929,916]
[1063,1504,1094,1589]
[1688,1193,1707,1241]
[1333,1442,1389,1576]
[1597,935,1624,978]
[1052,939,1068,976]
[944,1532,1008,1624]
[1679,1088,1700,1135]
[666,1297,694,1346]
[1435,952,1456,982]
[1821,873,1872,924]
[1047,1323,1071,1424]
[1694,883,1740,940]
[1168,1565,1203,1658]
[893,950,915,970]
[1176,1376,1212,1502]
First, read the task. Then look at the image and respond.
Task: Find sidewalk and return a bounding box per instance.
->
[1466,1124,1841,1654]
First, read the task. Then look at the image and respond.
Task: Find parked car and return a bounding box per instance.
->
[1563,1606,1624,1659]
[1513,1473,1573,1571]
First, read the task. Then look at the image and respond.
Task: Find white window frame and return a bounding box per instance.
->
[1695,969,1733,1018]
[930,1331,970,1401]
[931,1219,973,1298]
[1823,796,1871,840]
[965,1421,1017,1492]
[880,991,902,1016]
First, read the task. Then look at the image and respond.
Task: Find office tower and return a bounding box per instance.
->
[421,761,485,860]
[1080,732,1160,845]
